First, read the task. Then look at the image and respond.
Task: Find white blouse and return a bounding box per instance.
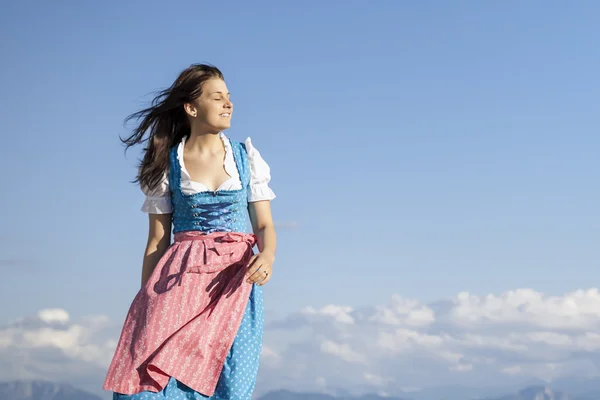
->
[141,133,276,214]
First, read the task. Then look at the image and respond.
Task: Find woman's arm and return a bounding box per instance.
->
[249,200,276,255]
[246,200,277,285]
[141,213,172,287]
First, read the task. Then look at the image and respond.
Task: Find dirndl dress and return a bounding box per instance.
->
[103,140,264,400]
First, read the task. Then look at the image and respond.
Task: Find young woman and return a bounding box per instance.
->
[103,64,277,400]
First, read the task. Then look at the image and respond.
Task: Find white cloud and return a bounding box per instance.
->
[320,339,365,363]
[301,304,355,324]
[38,309,70,324]
[0,308,116,399]
[4,313,115,366]
[369,295,435,327]
[503,365,522,375]
[363,372,389,386]
[6,288,600,398]
[449,363,473,372]
[260,345,281,368]
[257,288,600,396]
[449,288,600,330]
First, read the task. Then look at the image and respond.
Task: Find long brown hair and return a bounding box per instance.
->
[122,63,225,191]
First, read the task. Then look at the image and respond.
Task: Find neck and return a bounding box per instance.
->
[185,126,224,155]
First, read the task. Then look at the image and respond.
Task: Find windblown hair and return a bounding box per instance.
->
[121,64,224,191]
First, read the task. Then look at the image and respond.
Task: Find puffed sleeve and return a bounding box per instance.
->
[140,170,173,214]
[245,137,276,203]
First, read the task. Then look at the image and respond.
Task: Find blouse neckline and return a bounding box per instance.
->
[177,132,240,193]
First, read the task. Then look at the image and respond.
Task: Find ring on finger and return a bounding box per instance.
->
[258,272,268,283]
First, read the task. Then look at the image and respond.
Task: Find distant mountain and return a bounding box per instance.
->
[257,389,410,400]
[0,381,592,400]
[577,392,600,400]
[0,380,102,400]
[258,390,336,400]
[548,376,600,398]
[406,384,505,400]
[258,386,586,400]
[481,385,574,400]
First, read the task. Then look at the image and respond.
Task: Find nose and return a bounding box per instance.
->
[224,98,233,109]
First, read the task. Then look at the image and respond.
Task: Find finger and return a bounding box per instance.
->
[245,256,260,280]
[247,264,264,283]
[255,271,269,286]
[246,254,259,271]
[256,267,271,284]
[257,271,271,286]
[247,260,263,276]
[250,266,271,285]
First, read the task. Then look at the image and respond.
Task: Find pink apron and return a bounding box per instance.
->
[103,231,256,396]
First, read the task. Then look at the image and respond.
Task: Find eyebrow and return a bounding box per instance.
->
[210,91,230,95]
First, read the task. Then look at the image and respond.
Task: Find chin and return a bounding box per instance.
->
[207,123,231,133]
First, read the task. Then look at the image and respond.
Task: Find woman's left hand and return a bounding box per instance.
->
[246,252,275,286]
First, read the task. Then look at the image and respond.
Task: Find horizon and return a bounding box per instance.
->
[0,378,597,400]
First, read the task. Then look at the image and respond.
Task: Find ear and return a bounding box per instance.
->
[184,103,197,118]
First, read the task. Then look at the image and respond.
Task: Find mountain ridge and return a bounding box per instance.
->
[0,380,102,400]
[1,380,597,400]
[257,385,585,400]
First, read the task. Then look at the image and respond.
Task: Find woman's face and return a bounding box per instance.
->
[188,78,233,132]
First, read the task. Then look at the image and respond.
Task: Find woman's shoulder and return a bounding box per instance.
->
[221,133,263,153]
[220,133,275,202]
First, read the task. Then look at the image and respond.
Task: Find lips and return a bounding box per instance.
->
[219,113,231,117]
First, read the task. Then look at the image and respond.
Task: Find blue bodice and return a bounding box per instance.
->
[168,140,251,234]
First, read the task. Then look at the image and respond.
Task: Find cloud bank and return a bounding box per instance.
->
[3,288,600,397]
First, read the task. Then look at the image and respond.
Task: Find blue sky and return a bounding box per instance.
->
[1,0,599,350]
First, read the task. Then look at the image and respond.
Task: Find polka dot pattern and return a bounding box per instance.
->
[113,285,264,400]
[169,141,252,235]
[110,140,265,399]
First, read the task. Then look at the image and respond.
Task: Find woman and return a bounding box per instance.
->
[103,64,277,400]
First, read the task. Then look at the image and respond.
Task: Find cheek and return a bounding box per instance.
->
[210,101,225,113]
[198,103,218,117]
